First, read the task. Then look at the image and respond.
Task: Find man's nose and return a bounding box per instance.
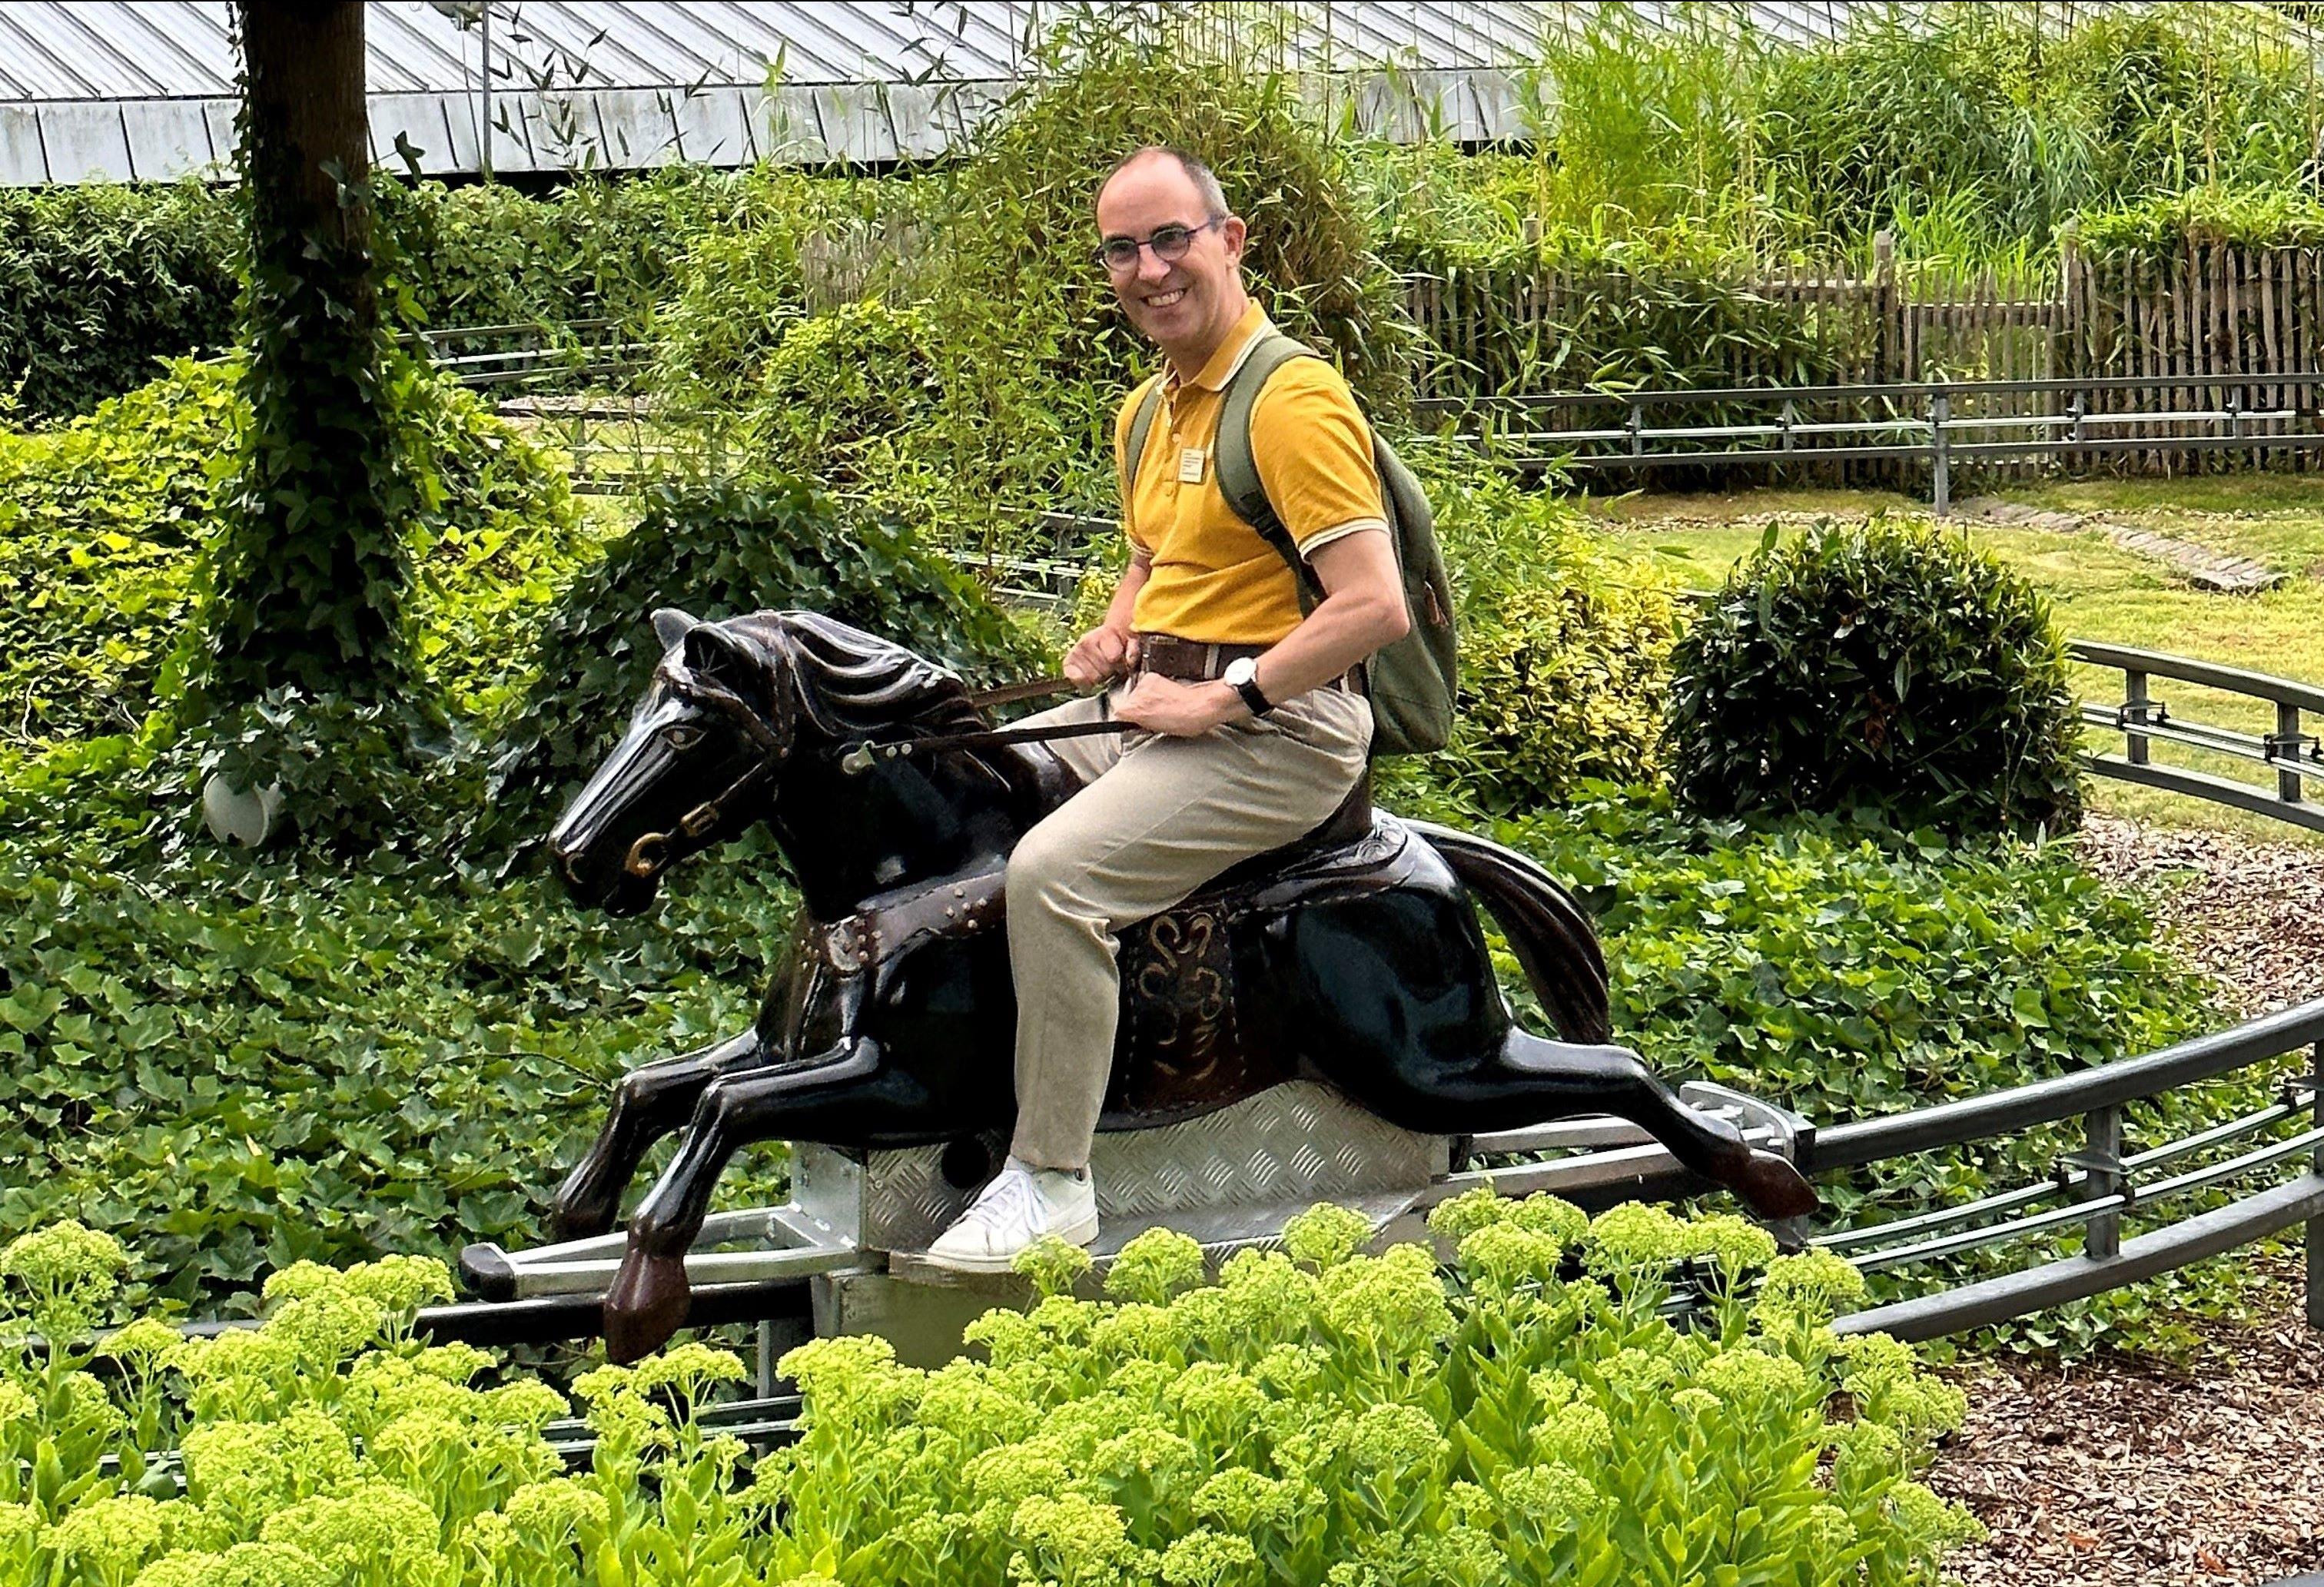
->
[1136,247,1174,284]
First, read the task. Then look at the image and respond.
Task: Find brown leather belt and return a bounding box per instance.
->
[1132,633,1357,693]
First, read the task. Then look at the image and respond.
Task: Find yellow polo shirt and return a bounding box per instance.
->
[1113,302,1389,645]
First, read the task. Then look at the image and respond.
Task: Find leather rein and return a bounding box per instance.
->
[626,675,1120,881]
[834,675,1132,775]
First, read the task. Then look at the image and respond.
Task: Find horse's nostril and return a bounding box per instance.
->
[553,846,584,888]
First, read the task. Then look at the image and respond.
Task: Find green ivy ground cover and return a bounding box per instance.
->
[0,1200,1983,1587]
[0,745,792,1314]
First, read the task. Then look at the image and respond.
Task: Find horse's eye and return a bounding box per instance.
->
[663,725,705,751]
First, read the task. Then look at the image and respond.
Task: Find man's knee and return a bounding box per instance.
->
[1006,820,1089,914]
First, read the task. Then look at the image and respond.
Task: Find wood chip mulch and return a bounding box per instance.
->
[1928,1287,2324,1587]
[1918,814,2324,1585]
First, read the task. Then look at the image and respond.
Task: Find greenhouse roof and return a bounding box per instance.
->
[0,1,2312,185]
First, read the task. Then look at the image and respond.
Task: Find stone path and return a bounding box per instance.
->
[1950,497,2288,593]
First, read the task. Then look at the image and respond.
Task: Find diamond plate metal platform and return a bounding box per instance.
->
[796,1079,1446,1257]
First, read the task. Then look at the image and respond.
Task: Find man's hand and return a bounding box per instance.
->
[1114,673,1244,738]
[1064,624,1140,688]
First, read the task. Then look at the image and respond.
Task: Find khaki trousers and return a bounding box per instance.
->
[1005,684,1373,1170]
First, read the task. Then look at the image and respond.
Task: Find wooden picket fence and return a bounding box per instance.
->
[1405,232,2324,482]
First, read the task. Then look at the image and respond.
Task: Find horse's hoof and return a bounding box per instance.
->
[1737,1150,1821,1222]
[603,1247,691,1363]
[549,1168,620,1244]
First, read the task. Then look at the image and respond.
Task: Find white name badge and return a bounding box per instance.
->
[1177,447,1207,483]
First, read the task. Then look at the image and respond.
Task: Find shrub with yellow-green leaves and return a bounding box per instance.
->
[0,1200,1979,1587]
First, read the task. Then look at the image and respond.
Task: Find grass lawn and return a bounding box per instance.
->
[1581,473,2324,844]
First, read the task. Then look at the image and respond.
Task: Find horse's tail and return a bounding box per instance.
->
[1409,818,1612,1046]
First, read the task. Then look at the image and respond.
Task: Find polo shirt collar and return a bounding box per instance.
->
[1165,300,1271,395]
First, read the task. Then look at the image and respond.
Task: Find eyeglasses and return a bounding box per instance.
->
[1093,217,1224,274]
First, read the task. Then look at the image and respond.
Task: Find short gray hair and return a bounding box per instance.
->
[1100,145,1231,220]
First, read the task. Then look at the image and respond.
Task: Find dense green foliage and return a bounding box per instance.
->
[0,739,788,1312]
[0,359,585,755]
[759,1206,1974,1585]
[486,476,1046,832]
[1406,462,1682,810]
[0,171,763,426]
[1479,3,2324,260]
[1481,789,2208,1145]
[653,8,1409,527]
[0,184,239,423]
[0,1204,1981,1585]
[1666,520,2084,836]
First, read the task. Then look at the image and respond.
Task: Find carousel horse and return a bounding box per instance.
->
[536,609,1818,1360]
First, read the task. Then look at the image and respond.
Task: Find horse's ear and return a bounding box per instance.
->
[682,622,774,715]
[650,607,699,652]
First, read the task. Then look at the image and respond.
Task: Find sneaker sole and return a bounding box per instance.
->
[917,1210,1101,1276]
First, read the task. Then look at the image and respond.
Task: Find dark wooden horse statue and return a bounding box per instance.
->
[530,609,1817,1360]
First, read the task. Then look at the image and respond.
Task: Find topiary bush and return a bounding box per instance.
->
[485,475,1048,836]
[737,300,949,493]
[1665,516,2083,836]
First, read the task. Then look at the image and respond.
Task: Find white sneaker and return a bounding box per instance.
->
[922,1156,1100,1274]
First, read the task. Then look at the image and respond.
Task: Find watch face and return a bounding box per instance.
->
[1223,656,1256,687]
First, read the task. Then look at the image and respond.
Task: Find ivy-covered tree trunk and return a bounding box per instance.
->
[197,0,416,707]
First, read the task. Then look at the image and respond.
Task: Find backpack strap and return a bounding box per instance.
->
[1121,376,1167,495]
[1216,333,1326,606]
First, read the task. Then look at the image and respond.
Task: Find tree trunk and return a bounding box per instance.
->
[241,0,372,297]
[200,0,414,716]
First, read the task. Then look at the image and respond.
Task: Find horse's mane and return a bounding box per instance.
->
[719,609,985,740]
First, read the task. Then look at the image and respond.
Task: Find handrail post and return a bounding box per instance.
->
[2311,1041,2323,1330]
[2125,669,2152,766]
[2276,702,2304,807]
[1930,389,1951,518]
[2080,1105,2123,1260]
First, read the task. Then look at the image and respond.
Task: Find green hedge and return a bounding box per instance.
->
[0,170,766,424]
[0,184,240,423]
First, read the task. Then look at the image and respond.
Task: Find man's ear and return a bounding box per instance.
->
[1221,214,1247,262]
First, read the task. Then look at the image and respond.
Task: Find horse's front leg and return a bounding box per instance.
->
[601,1034,880,1362]
[548,1029,768,1243]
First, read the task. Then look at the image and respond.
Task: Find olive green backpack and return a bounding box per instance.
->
[1124,333,1458,755]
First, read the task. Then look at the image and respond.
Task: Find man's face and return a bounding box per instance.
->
[1095,158,1245,350]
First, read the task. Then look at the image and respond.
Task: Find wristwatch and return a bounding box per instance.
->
[1221,656,1274,718]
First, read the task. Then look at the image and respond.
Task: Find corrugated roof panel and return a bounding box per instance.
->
[39,101,132,181]
[0,102,45,181]
[2,1,2317,185]
[121,95,214,179]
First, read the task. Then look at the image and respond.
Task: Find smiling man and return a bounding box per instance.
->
[925,146,1410,1271]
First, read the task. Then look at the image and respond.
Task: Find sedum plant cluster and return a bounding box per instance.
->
[761,1197,1980,1587]
[0,1200,1982,1587]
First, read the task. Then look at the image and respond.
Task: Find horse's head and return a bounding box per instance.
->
[548,608,797,916]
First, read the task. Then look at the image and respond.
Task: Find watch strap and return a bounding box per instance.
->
[1229,664,1274,718]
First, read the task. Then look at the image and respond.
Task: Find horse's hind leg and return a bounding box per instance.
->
[549,1030,766,1242]
[1496,1030,1820,1220]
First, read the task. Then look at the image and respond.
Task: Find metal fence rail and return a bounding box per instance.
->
[1415,370,2324,512]
[2073,642,2324,834]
